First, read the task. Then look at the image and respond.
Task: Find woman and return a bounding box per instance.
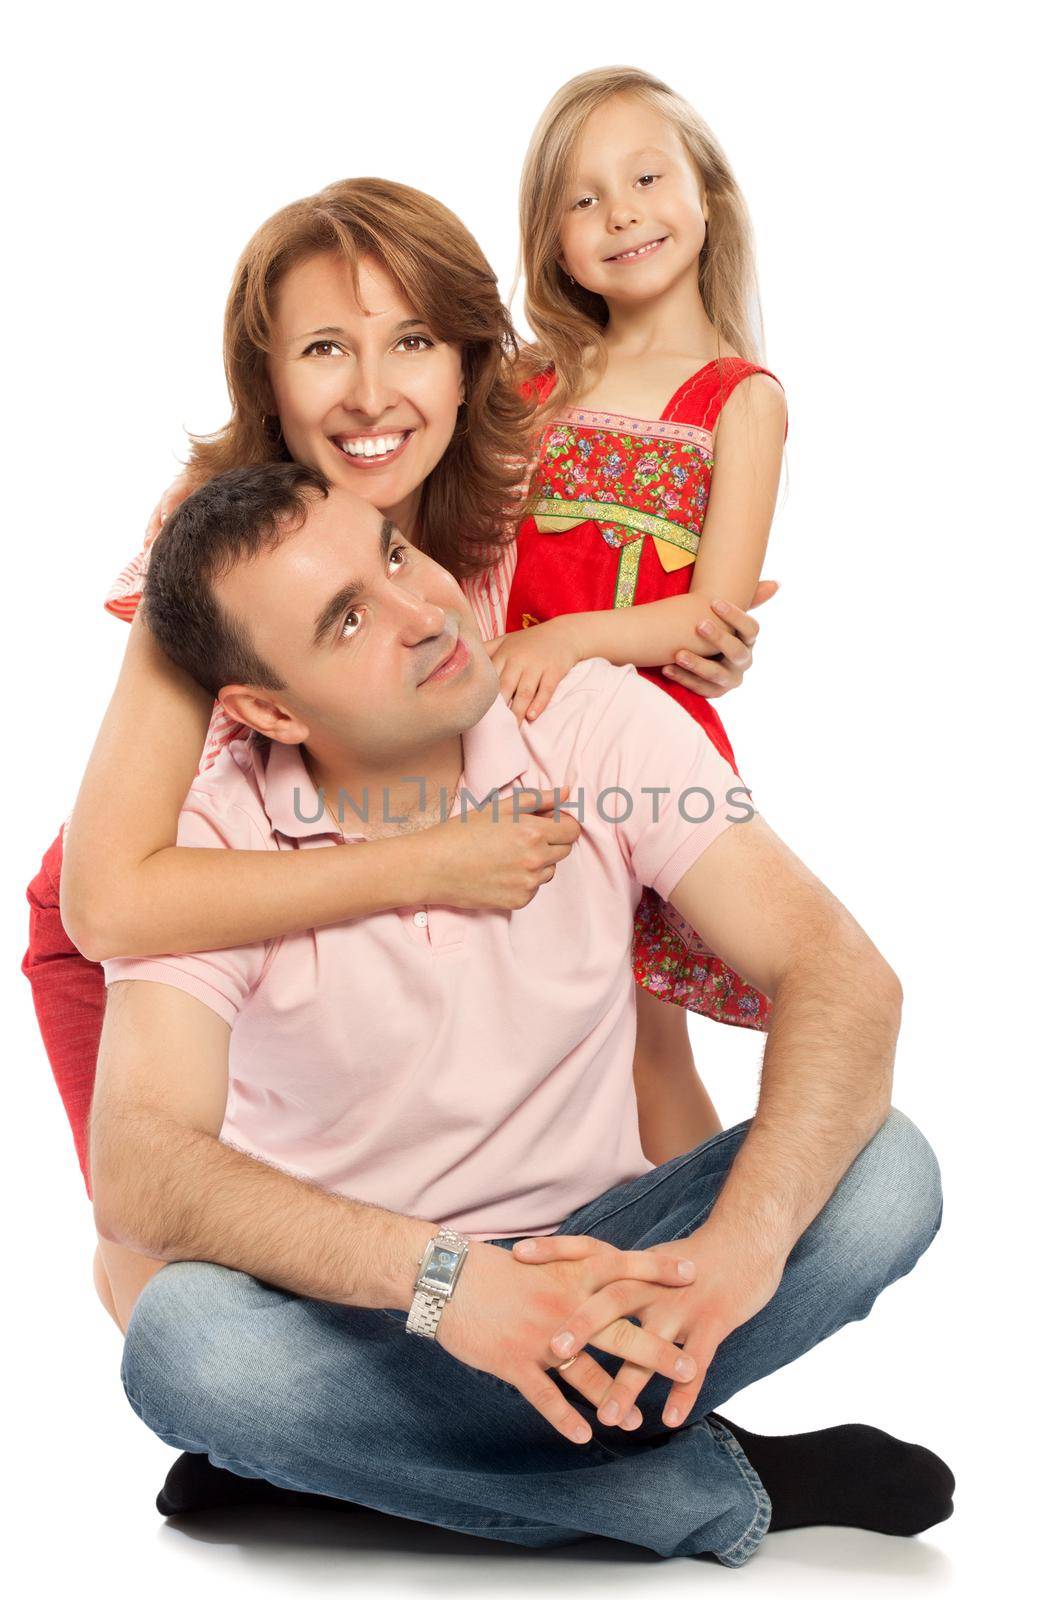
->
[23,177,763,1334]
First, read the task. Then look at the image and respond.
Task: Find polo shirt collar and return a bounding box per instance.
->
[459,688,529,804]
[261,691,530,843]
[263,738,340,841]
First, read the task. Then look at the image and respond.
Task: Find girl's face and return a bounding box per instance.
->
[266,252,465,539]
[558,96,708,311]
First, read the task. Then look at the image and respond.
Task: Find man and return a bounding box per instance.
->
[93,463,953,1566]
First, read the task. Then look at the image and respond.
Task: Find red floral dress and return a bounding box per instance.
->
[505,358,785,1031]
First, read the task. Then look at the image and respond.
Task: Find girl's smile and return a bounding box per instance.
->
[604,235,670,264]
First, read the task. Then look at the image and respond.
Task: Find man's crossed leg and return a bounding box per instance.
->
[120,1108,947,1567]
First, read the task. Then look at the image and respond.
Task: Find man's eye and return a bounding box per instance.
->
[340,548,409,638]
[303,340,344,358]
[395,335,435,353]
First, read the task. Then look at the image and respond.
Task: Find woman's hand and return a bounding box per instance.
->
[663,580,779,698]
[422,786,582,911]
[143,468,200,548]
[439,1235,700,1445]
[511,1225,784,1429]
[484,618,583,724]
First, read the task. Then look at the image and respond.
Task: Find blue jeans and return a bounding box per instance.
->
[120,1107,943,1567]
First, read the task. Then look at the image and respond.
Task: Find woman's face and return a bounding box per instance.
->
[266,252,465,540]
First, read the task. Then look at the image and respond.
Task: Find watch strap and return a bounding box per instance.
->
[405,1288,447,1339]
[406,1225,469,1341]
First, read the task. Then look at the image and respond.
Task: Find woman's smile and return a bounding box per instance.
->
[330,428,415,469]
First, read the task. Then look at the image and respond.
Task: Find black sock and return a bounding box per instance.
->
[710,1413,955,1537]
[157,1422,956,1537]
[156,1452,357,1517]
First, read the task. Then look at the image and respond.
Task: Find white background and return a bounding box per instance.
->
[4,1,1036,1593]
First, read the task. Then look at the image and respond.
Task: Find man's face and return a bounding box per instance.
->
[214,486,500,765]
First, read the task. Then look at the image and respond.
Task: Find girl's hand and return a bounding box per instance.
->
[143,468,200,548]
[514,1225,784,1430]
[485,619,583,724]
[663,580,779,698]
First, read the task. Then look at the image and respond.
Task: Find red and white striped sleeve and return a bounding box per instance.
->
[459,537,517,644]
[103,536,155,623]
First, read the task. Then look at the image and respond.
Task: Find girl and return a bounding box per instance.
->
[22,177,762,1332]
[487,67,788,1166]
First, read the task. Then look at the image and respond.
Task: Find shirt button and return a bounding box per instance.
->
[413,911,429,928]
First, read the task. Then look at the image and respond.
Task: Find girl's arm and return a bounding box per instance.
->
[488,374,786,720]
[559,373,787,662]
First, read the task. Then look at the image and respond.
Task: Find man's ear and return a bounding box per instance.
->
[217,685,310,745]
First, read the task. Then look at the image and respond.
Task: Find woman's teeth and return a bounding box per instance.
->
[338,432,408,459]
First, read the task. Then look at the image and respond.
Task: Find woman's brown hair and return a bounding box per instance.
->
[189,178,534,580]
[518,66,764,412]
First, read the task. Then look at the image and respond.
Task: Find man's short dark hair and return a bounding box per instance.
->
[143,462,330,698]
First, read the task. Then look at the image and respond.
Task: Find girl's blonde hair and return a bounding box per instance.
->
[518,67,764,410]
[189,178,535,581]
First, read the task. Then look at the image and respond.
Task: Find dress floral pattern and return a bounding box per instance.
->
[506,359,785,1032]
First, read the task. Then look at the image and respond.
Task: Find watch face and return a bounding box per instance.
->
[421,1246,460,1292]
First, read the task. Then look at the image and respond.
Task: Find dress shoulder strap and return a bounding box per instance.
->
[519,365,558,407]
[665,357,785,434]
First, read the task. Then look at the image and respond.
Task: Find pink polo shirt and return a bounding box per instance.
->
[103,658,755,1241]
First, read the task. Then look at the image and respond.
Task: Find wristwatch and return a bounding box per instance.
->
[406,1226,470,1340]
